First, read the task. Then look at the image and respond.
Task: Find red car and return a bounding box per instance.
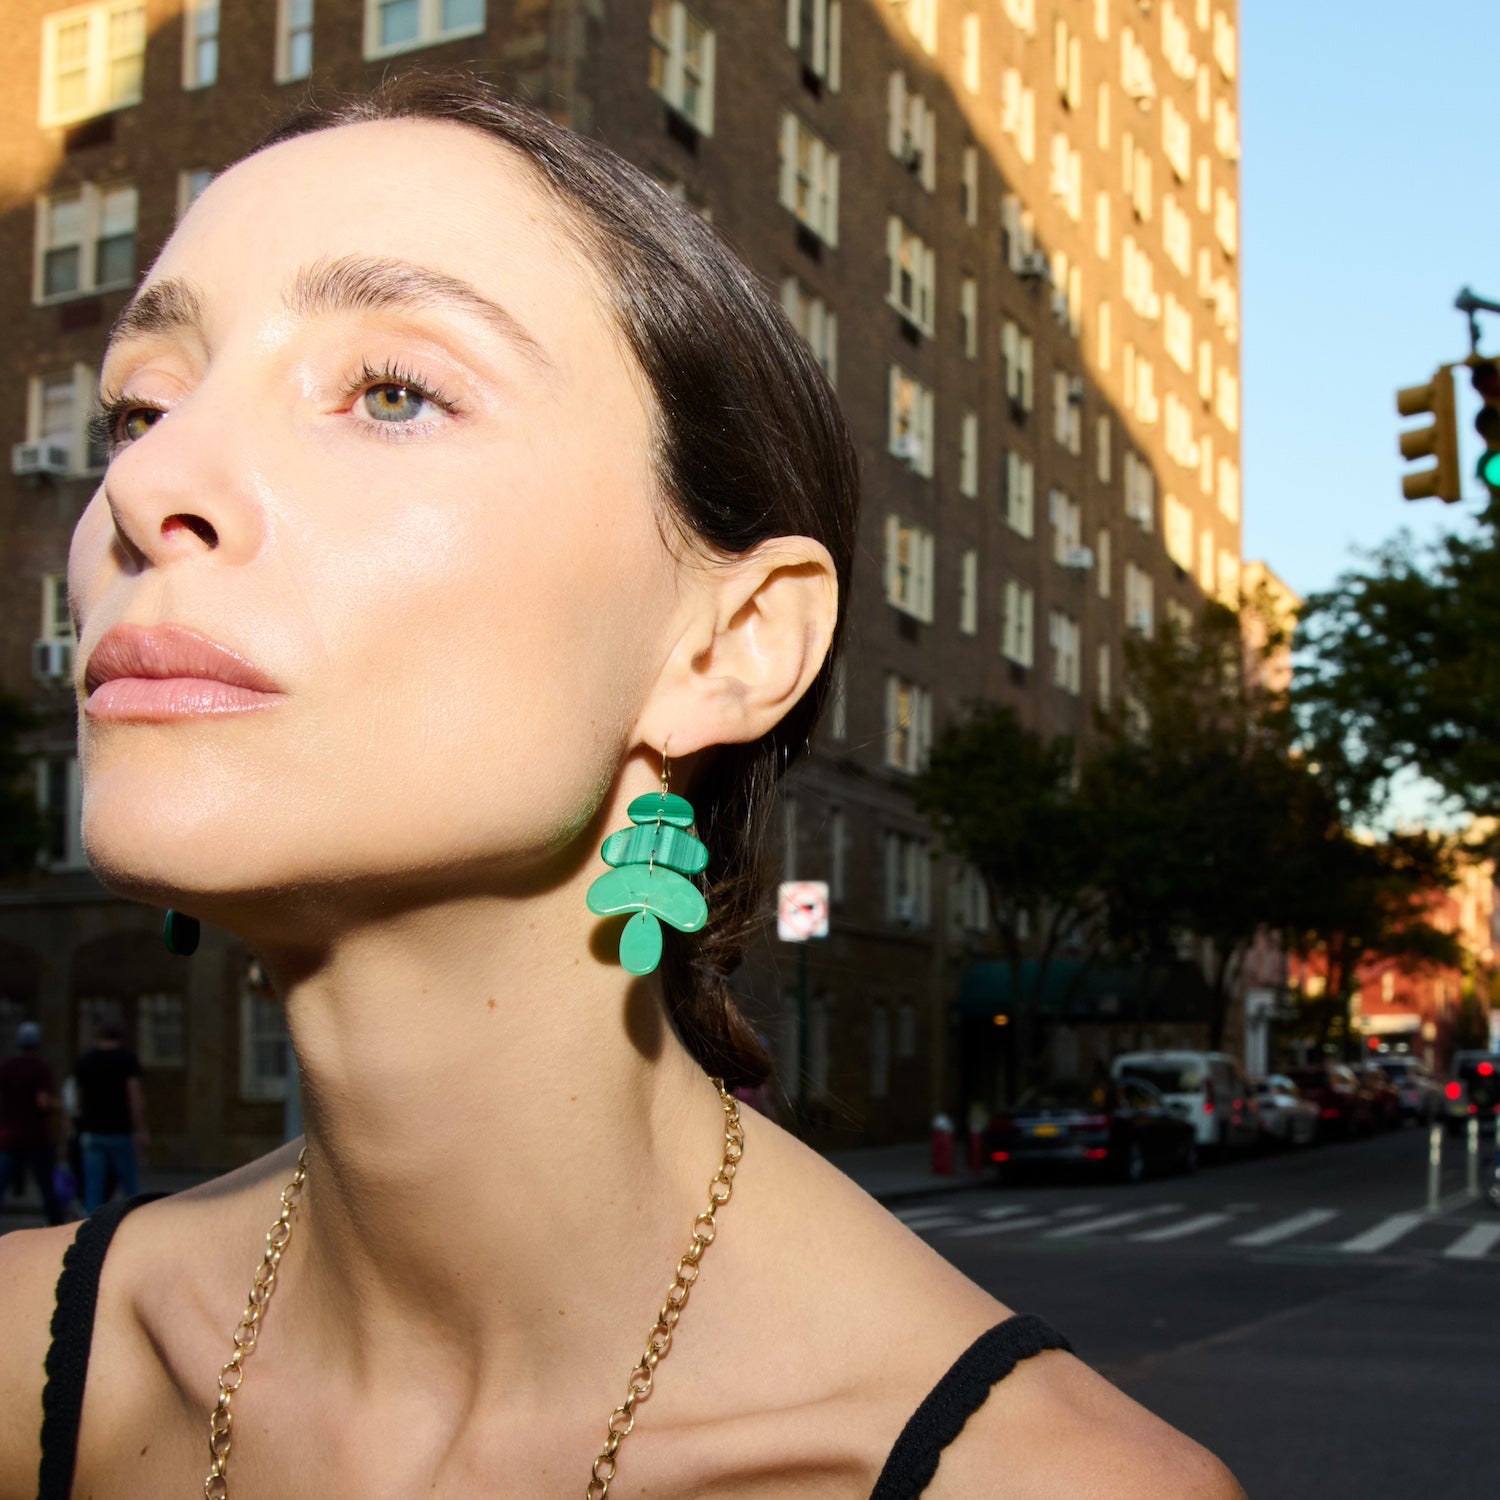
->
[1285,1062,1373,1139]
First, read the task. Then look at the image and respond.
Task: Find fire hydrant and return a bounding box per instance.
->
[931,1113,955,1176]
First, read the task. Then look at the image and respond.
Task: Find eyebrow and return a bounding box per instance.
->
[105,254,555,374]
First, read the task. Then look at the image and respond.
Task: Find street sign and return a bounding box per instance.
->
[777,880,829,941]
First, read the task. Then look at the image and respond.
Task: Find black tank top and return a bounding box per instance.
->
[37,1197,1072,1500]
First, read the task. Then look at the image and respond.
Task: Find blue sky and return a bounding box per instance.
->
[1240,0,1495,600]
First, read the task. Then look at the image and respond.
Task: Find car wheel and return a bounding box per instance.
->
[1123,1141,1146,1184]
[1181,1140,1198,1175]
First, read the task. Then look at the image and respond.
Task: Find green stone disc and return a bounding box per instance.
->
[626,791,696,828]
[618,910,664,974]
[586,864,708,933]
[600,822,709,875]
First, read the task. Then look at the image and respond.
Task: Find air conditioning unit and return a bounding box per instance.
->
[1067,376,1087,405]
[12,442,70,478]
[900,136,924,173]
[1018,250,1051,283]
[894,894,918,925]
[892,432,924,466]
[1062,546,1095,571]
[1127,607,1153,632]
[32,638,75,684]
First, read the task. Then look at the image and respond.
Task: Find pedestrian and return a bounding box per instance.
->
[0,1020,67,1226]
[0,76,1243,1500]
[73,1021,147,1213]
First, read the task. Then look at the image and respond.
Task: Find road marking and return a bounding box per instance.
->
[1130,1212,1233,1243]
[1443,1223,1500,1260]
[1340,1212,1428,1254]
[897,1213,967,1233]
[1052,1204,1104,1218]
[1231,1208,1339,1247]
[1044,1204,1182,1239]
[976,1204,1032,1220]
[894,1206,960,1225]
[948,1214,1054,1238]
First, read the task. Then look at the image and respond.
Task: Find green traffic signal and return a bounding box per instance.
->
[1479,448,1500,488]
[1474,358,1500,496]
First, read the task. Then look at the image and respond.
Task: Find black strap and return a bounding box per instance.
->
[869,1313,1074,1500]
[37,1195,164,1500]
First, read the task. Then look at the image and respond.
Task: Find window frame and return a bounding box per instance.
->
[276,0,316,83]
[648,1,716,136]
[362,0,487,63]
[39,0,146,129]
[182,0,220,90]
[33,181,138,305]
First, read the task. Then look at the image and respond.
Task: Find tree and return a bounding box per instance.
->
[0,692,45,877]
[913,705,1100,1095]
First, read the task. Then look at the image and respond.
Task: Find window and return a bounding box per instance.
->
[1216,365,1240,431]
[1131,349,1158,426]
[828,656,848,741]
[26,366,104,475]
[34,182,136,302]
[1096,414,1112,483]
[960,275,978,358]
[884,831,932,926]
[1097,642,1111,707]
[1004,451,1035,537]
[1121,235,1160,321]
[888,367,935,476]
[960,410,979,497]
[1052,370,1083,454]
[1002,580,1035,666]
[1214,186,1238,257]
[1000,70,1036,164]
[959,549,978,635]
[276,0,315,82]
[1165,493,1194,571]
[649,2,715,134]
[1050,611,1081,694]
[1000,194,1036,274]
[1165,392,1200,469]
[1163,194,1192,277]
[40,1,145,127]
[1125,136,1153,220]
[1218,549,1240,606]
[830,806,848,902]
[1213,9,1237,79]
[1095,190,1111,260]
[1049,133,1082,221]
[1054,17,1082,109]
[779,113,839,245]
[886,217,936,333]
[884,516,936,621]
[1214,97,1239,161]
[177,168,213,219]
[884,676,933,774]
[961,145,979,226]
[1125,562,1154,634]
[240,975,290,1102]
[891,0,938,54]
[949,861,990,937]
[1094,0,1109,41]
[1197,59,1211,122]
[781,276,838,386]
[41,573,75,644]
[137,994,186,1069]
[36,754,86,868]
[1165,597,1193,638]
[1124,450,1155,531]
[1121,25,1156,107]
[1050,489,1083,565]
[961,11,981,95]
[1161,98,1191,181]
[1096,528,1112,597]
[364,0,485,58]
[1162,1,1196,80]
[888,73,937,193]
[1218,457,1240,522]
[1003,0,1036,37]
[1001,321,1034,414]
[896,1000,918,1058]
[787,0,841,91]
[183,0,219,89]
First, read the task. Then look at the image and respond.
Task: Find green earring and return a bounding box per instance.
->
[586,766,709,976]
[163,909,200,956]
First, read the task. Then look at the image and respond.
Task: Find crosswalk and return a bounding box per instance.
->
[894,1198,1500,1261]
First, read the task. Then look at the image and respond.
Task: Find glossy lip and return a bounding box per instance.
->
[84,623,285,720]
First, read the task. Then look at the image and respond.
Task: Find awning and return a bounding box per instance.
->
[956,958,1212,1024]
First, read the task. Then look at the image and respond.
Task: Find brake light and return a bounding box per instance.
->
[1083,1148,1109,1161]
[1319,1107,1340,1119]
[991,1150,1011,1162]
[1480,1062,1496,1077]
[1446,1082,1462,1101]
[1469,1105,1479,1115]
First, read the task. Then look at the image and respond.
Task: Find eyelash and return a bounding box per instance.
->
[91,359,460,455]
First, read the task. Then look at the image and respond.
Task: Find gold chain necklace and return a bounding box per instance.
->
[204,1080,744,1500]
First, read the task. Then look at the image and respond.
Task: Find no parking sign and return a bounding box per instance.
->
[777,881,829,941]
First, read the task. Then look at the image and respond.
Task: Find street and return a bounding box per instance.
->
[890,1125,1497,1499]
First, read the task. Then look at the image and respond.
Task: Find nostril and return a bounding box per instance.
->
[162,513,219,547]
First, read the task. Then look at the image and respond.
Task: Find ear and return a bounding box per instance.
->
[635,536,838,758]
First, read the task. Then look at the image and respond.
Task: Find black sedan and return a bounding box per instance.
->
[988,1077,1198,1183]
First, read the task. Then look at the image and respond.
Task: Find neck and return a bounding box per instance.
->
[256,891,731,1401]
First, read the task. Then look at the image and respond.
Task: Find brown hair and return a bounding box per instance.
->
[253,74,860,1086]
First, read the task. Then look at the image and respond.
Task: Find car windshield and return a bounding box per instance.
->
[1118,1061,1205,1093]
[1015,1080,1111,1111]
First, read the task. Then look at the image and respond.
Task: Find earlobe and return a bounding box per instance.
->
[636,537,837,757]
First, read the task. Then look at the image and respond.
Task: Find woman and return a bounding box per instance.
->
[0,77,1242,1499]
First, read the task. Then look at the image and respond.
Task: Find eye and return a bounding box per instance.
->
[361,381,438,424]
[91,396,166,455]
[347,361,457,429]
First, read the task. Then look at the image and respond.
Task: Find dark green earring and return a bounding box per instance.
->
[587,761,708,975]
[163,909,200,956]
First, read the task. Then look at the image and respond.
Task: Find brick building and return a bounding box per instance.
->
[0,0,1242,1165]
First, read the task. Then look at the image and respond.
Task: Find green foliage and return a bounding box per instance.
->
[0,693,45,877]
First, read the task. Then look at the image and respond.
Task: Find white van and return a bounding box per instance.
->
[1111,1050,1257,1153]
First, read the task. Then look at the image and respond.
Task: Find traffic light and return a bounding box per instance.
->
[1395,366,1461,502]
[1471,357,1500,495]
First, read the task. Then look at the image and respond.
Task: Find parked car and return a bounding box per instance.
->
[1370,1056,1441,1123]
[1444,1050,1500,1134]
[1285,1062,1373,1139]
[1111,1050,1258,1154]
[1252,1075,1319,1147]
[1355,1065,1403,1130]
[988,1076,1198,1183]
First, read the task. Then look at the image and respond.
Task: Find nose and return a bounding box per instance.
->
[94,381,268,571]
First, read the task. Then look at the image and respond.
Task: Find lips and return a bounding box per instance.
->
[84,623,285,721]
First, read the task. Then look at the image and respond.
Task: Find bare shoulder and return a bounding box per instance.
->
[0,1222,81,1500]
[928,1343,1246,1500]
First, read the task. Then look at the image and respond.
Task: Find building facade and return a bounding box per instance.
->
[0,0,1242,1165]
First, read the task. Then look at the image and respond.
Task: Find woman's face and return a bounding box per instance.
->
[70,120,682,919]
